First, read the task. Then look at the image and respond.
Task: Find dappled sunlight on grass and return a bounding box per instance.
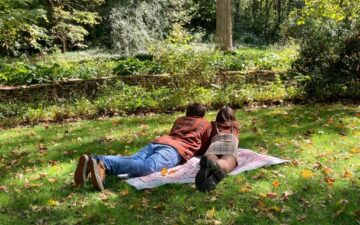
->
[0,104,359,224]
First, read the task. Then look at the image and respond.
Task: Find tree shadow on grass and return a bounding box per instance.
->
[0,104,358,224]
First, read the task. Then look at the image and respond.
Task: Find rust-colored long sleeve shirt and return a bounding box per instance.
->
[153,116,212,160]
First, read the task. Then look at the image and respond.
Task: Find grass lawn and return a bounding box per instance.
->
[0,103,359,225]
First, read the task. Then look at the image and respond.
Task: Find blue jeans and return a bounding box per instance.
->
[93,143,182,177]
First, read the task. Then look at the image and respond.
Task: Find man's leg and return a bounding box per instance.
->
[93,143,181,177]
[92,143,154,175]
[134,144,182,176]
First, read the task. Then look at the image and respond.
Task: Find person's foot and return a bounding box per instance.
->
[89,159,106,191]
[202,168,226,193]
[74,155,90,186]
[195,156,221,192]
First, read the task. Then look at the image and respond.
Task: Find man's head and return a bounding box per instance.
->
[186,103,206,117]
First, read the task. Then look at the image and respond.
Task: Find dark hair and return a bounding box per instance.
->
[216,106,236,122]
[186,103,206,117]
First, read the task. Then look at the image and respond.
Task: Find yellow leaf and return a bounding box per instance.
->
[343,170,352,178]
[269,205,281,212]
[272,179,280,188]
[48,178,57,183]
[206,207,216,219]
[301,169,313,178]
[47,199,59,207]
[259,193,267,198]
[161,168,168,176]
[39,173,47,179]
[350,147,360,154]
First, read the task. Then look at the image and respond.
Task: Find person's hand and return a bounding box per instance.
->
[183,149,193,159]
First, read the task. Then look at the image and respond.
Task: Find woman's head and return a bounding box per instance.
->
[216,106,236,122]
[186,103,206,117]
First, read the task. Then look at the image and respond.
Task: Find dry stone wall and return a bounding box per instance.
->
[0,71,278,103]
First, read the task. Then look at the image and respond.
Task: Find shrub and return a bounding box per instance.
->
[286,0,360,99]
[113,58,165,76]
[150,24,220,89]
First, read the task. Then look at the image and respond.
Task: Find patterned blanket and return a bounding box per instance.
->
[124,148,289,190]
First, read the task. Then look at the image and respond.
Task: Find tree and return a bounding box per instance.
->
[216,0,233,50]
[0,0,48,56]
[46,0,104,52]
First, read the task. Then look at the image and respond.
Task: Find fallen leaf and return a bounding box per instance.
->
[120,189,129,196]
[252,172,266,179]
[257,201,266,209]
[324,176,335,187]
[38,144,47,151]
[153,203,165,210]
[313,162,323,169]
[269,205,281,212]
[39,173,48,179]
[281,191,293,201]
[350,147,359,154]
[240,184,252,193]
[161,168,168,176]
[213,220,222,225]
[336,199,349,206]
[272,180,280,188]
[335,208,345,216]
[266,192,277,199]
[0,186,8,192]
[206,207,216,219]
[48,178,57,183]
[301,169,313,178]
[259,193,267,198]
[343,170,352,178]
[47,199,59,206]
[327,117,334,124]
[142,198,149,207]
[322,167,333,175]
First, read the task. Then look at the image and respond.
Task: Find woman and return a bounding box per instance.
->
[195,106,240,192]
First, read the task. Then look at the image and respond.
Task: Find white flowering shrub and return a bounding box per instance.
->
[110,0,196,55]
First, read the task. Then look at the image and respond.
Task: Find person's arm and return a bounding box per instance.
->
[197,123,212,155]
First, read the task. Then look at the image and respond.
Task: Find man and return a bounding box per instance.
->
[74,103,211,191]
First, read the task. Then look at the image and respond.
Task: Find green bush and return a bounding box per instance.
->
[113,58,165,76]
[0,79,301,127]
[286,0,360,99]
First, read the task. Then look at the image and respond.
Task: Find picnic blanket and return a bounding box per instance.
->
[125,148,289,190]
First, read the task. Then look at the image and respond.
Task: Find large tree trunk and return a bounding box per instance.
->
[216,0,233,51]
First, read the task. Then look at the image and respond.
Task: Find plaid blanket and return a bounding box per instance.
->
[124,148,289,190]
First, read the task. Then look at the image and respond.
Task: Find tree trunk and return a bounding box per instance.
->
[216,0,233,51]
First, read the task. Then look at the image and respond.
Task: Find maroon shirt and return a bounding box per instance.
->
[153,116,212,160]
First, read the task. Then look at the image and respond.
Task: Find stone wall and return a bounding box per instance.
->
[0,71,279,103]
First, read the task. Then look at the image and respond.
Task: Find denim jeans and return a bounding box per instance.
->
[93,143,182,177]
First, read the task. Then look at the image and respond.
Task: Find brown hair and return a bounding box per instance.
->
[216,106,236,122]
[186,103,206,117]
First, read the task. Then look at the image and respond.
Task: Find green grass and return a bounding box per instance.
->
[0,104,359,225]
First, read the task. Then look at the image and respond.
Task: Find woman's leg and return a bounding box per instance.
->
[207,154,220,162]
[216,154,237,173]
